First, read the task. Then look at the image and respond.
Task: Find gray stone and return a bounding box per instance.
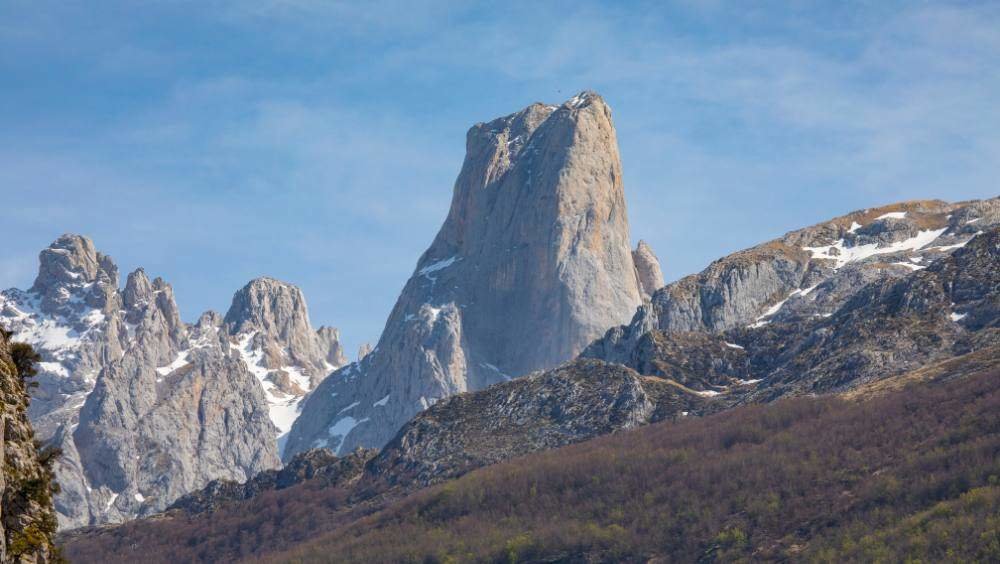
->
[285,91,645,459]
[0,237,348,529]
[590,197,999,362]
[632,240,665,299]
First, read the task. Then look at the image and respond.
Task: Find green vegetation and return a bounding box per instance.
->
[62,369,1000,563]
[0,332,64,562]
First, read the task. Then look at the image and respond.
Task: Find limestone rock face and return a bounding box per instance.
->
[588,223,1000,405]
[224,278,336,388]
[73,344,279,523]
[367,359,704,489]
[590,198,999,362]
[356,343,373,361]
[317,327,348,368]
[286,91,645,459]
[632,240,665,299]
[222,278,347,451]
[0,237,347,529]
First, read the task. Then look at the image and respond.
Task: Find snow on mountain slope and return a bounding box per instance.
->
[0,236,347,528]
[587,197,999,364]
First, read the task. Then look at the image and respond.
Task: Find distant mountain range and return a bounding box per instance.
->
[1,91,996,562]
[0,238,348,528]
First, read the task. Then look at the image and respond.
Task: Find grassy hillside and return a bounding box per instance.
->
[63,365,999,563]
[264,369,999,563]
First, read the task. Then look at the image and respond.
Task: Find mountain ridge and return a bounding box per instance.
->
[0,235,348,528]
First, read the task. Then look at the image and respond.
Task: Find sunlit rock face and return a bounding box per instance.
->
[0,236,346,528]
[286,91,646,460]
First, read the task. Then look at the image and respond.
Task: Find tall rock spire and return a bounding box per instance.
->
[633,240,666,299]
[285,91,644,458]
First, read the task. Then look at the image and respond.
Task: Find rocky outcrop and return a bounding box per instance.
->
[0,332,60,563]
[222,278,346,451]
[736,225,1000,398]
[0,236,347,529]
[72,345,279,523]
[356,343,372,362]
[367,359,706,488]
[168,447,376,516]
[591,198,999,362]
[224,277,337,389]
[590,226,1000,405]
[632,240,665,299]
[317,327,348,368]
[285,91,645,459]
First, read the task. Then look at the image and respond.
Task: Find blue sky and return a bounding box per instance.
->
[2,1,998,356]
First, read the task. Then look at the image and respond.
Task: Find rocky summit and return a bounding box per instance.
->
[0,235,347,529]
[588,198,999,365]
[284,91,651,459]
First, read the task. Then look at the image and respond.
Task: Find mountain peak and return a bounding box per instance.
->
[285,92,643,458]
[223,277,309,334]
[562,89,604,111]
[633,240,665,299]
[31,234,106,293]
[28,234,119,313]
[123,268,153,311]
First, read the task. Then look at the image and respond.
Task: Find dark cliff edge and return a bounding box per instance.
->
[0,329,61,563]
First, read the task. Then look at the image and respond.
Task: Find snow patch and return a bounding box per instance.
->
[926,238,972,252]
[326,416,370,455]
[155,350,190,376]
[950,312,967,322]
[14,320,81,352]
[337,401,360,414]
[134,493,145,503]
[423,304,443,323]
[373,394,390,407]
[480,362,511,380]
[567,93,589,108]
[724,342,744,350]
[280,365,312,393]
[694,389,722,397]
[37,361,69,377]
[751,284,820,326]
[236,332,312,454]
[803,228,948,269]
[418,256,460,279]
[875,211,907,220]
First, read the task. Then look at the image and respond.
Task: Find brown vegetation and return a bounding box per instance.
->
[62,367,1000,563]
